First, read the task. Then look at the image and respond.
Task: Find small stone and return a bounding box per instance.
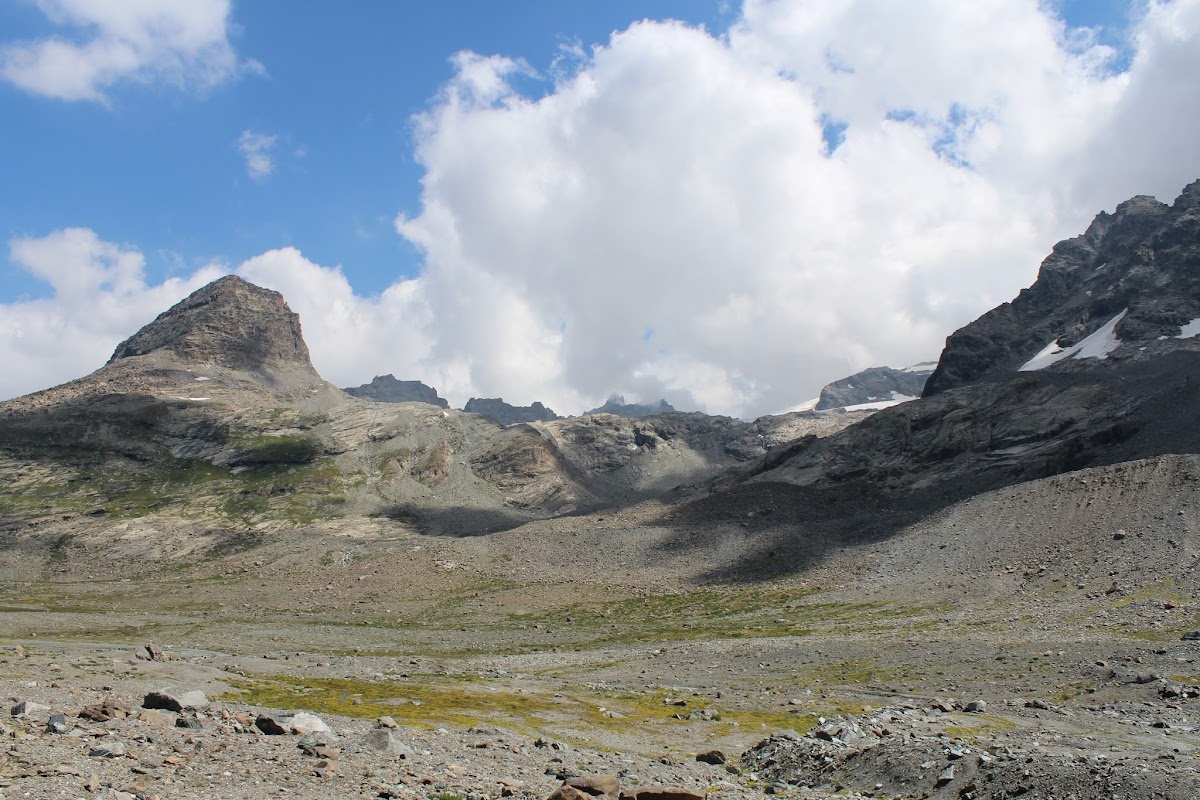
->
[377,715,398,728]
[546,787,593,800]
[255,715,288,735]
[138,709,176,728]
[46,713,69,734]
[936,764,957,787]
[79,698,130,722]
[362,729,412,757]
[1181,631,1200,641]
[175,716,203,730]
[964,700,987,713]
[89,740,126,758]
[565,775,620,796]
[10,699,50,718]
[625,788,706,800]
[695,750,726,765]
[284,711,331,735]
[145,644,167,662]
[142,690,207,712]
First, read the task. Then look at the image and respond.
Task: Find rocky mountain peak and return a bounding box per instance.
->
[924,180,1200,396]
[343,375,449,408]
[108,275,316,375]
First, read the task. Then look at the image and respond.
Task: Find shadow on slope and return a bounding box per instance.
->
[375,504,537,537]
[655,351,1200,584]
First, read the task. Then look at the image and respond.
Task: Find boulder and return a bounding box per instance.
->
[362,728,412,757]
[142,690,208,712]
[565,775,620,796]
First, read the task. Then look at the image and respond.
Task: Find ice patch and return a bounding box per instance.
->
[902,361,937,374]
[1177,318,1200,339]
[1019,309,1127,371]
[774,397,820,415]
[837,392,918,412]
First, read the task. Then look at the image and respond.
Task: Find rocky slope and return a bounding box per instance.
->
[814,363,934,410]
[674,181,1200,572]
[464,397,561,425]
[0,277,868,545]
[584,396,678,418]
[343,374,449,407]
[925,179,1200,396]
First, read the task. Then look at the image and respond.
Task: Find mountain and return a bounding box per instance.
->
[0,275,873,545]
[463,397,560,425]
[814,363,935,411]
[685,181,1200,574]
[584,395,677,418]
[343,375,449,408]
[925,180,1200,396]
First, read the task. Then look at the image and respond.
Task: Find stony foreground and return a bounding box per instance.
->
[3,631,1200,800]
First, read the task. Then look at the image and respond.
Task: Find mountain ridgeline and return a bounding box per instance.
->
[1,181,1198,562]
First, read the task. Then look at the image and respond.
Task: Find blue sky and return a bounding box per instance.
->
[1,1,735,300]
[2,1,1197,417]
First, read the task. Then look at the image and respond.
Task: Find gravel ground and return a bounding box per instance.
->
[3,455,1200,799]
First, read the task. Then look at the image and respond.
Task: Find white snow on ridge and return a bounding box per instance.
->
[1177,318,1200,339]
[1019,309,1127,372]
[838,392,918,412]
[774,397,819,415]
[902,361,938,374]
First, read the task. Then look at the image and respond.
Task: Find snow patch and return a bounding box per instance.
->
[901,361,937,374]
[836,392,918,413]
[1019,309,1127,371]
[1177,318,1200,339]
[774,397,819,415]
[194,376,211,381]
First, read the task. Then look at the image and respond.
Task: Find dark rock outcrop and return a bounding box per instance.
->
[464,397,560,426]
[925,180,1200,397]
[701,182,1200,544]
[584,395,677,418]
[109,275,316,375]
[815,364,934,410]
[343,375,449,408]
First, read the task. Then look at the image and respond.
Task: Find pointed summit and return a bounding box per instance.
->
[109,275,315,374]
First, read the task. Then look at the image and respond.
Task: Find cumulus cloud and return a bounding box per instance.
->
[0,229,224,398]
[0,232,438,403]
[5,2,1200,418]
[0,0,253,102]
[237,130,278,180]
[393,0,1200,417]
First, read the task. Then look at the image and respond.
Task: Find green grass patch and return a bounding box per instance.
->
[224,674,570,730]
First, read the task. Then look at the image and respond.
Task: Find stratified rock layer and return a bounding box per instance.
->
[109,275,316,375]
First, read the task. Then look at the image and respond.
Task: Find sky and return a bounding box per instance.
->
[2,0,1199,419]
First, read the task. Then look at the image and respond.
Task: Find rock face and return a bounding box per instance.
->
[925,180,1200,396]
[703,181,1200,545]
[464,398,560,425]
[815,364,934,410]
[343,375,449,408]
[109,275,316,376]
[584,395,677,418]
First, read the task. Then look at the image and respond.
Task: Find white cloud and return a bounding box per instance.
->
[392,0,1200,418]
[0,233,439,404]
[0,0,251,102]
[234,247,437,393]
[237,130,278,180]
[0,229,224,398]
[4,2,1200,419]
